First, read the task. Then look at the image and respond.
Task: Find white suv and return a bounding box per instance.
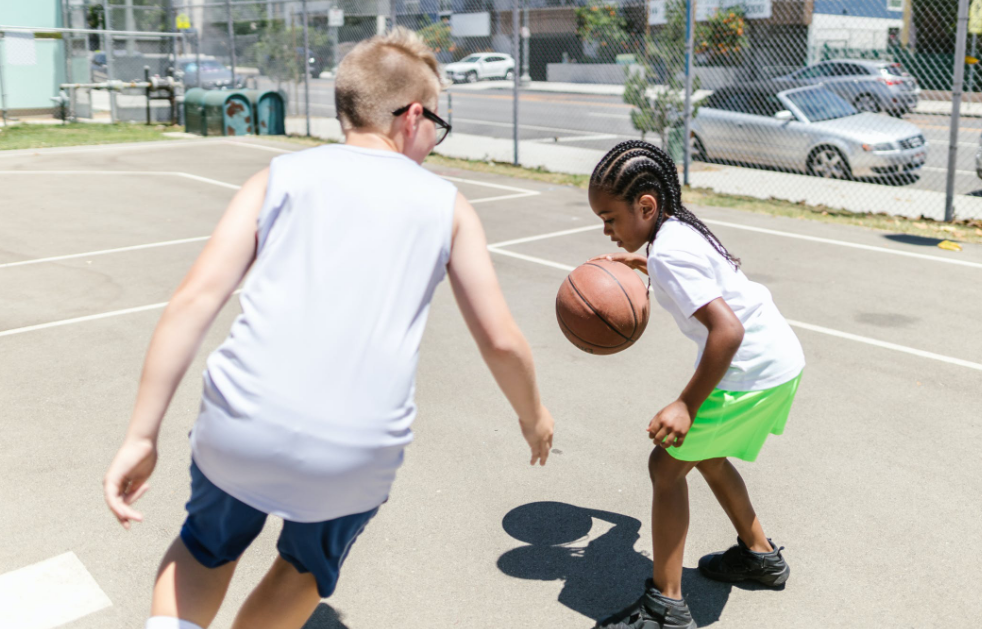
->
[444,53,515,84]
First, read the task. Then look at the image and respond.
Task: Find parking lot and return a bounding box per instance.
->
[1,137,980,629]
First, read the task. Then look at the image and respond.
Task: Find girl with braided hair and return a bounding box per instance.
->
[587,141,805,629]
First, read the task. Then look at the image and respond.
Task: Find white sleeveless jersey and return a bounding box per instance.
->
[190,145,457,522]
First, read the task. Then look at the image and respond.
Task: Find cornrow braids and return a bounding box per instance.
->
[591,140,740,269]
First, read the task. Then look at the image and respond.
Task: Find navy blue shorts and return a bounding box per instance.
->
[180,460,378,598]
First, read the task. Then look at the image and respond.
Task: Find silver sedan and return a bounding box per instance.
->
[691,84,927,179]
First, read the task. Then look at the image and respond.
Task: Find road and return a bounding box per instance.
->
[260,76,982,196]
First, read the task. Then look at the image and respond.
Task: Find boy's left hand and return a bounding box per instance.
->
[647,400,693,448]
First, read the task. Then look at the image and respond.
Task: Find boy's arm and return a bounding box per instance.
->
[446,192,554,466]
[104,168,269,528]
[649,297,744,448]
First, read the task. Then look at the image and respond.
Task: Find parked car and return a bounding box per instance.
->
[774,59,920,116]
[91,50,149,83]
[975,133,982,179]
[690,82,928,180]
[176,58,245,89]
[295,47,327,78]
[444,53,515,83]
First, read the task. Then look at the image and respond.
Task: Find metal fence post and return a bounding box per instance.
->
[302,0,311,137]
[682,0,694,186]
[0,33,8,126]
[225,0,236,84]
[104,0,117,123]
[61,0,75,121]
[512,0,519,165]
[945,0,971,223]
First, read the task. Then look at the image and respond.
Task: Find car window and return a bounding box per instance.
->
[844,63,869,75]
[746,92,784,116]
[200,61,225,71]
[485,56,502,63]
[784,88,858,122]
[881,64,904,77]
[795,65,828,79]
[460,55,481,63]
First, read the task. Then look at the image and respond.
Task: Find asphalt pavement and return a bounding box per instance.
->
[0,137,980,629]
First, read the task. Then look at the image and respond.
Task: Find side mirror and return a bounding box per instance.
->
[775,110,794,121]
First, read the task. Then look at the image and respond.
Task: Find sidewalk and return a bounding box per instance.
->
[451,81,982,118]
[286,114,982,222]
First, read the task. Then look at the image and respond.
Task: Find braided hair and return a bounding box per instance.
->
[590,140,740,269]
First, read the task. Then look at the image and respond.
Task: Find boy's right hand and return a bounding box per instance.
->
[589,253,648,274]
[103,436,157,530]
[520,405,555,466]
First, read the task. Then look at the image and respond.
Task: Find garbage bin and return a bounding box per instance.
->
[666,126,685,164]
[183,88,253,136]
[232,89,287,135]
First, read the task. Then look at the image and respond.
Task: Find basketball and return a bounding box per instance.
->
[556,259,650,355]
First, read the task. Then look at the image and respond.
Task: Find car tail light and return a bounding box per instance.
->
[878,77,902,86]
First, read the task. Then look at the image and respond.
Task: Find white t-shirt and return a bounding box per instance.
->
[648,217,804,391]
[190,145,457,522]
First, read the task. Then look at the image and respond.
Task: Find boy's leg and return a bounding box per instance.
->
[229,556,322,629]
[151,537,238,628]
[695,458,771,552]
[649,448,700,599]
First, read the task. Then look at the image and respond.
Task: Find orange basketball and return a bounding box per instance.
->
[556,259,650,355]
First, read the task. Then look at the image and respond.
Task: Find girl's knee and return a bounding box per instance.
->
[696,457,727,477]
[648,448,694,486]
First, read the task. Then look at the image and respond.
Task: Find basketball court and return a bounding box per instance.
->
[1,137,979,629]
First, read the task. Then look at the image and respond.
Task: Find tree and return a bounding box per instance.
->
[417,17,453,55]
[575,4,629,62]
[695,6,747,66]
[623,0,700,149]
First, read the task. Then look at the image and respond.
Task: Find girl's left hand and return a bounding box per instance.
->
[647,400,693,448]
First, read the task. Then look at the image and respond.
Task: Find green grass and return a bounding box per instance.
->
[0,122,182,151]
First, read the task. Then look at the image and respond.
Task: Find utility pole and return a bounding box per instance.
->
[124,0,136,54]
[512,0,519,164]
[945,0,970,222]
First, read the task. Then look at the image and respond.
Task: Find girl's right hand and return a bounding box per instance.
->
[589,252,648,274]
[103,436,157,530]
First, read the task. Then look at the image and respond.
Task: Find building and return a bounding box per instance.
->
[808,0,905,62]
[1,1,67,116]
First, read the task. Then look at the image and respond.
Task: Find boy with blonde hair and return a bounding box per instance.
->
[104,28,555,629]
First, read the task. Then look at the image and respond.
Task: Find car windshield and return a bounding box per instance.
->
[460,55,481,63]
[784,88,858,122]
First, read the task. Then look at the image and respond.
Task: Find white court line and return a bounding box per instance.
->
[490,224,602,248]
[0,236,210,270]
[701,218,982,270]
[486,246,982,372]
[0,170,538,270]
[0,552,112,629]
[0,170,241,190]
[223,140,292,154]
[0,138,220,158]
[0,301,171,337]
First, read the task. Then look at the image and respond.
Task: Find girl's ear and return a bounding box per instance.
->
[638,194,659,219]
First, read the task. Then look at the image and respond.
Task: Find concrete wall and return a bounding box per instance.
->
[546,63,641,84]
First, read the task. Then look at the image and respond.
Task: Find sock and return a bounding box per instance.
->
[146,617,204,629]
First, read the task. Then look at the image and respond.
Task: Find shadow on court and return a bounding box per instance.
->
[496,501,750,626]
[302,603,350,629]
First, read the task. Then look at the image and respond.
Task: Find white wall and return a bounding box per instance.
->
[807,13,902,63]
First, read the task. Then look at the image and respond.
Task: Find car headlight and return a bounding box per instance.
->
[863,142,895,152]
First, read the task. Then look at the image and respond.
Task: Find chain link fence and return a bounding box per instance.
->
[4,0,981,224]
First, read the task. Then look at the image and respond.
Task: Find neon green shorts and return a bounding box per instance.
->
[668,372,803,463]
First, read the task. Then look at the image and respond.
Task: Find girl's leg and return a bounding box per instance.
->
[695,457,772,552]
[229,556,322,629]
[648,448,700,599]
[151,537,238,628]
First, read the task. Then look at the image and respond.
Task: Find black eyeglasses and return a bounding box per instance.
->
[392,104,452,145]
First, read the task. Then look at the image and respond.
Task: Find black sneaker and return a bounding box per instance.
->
[698,537,789,587]
[594,579,697,629]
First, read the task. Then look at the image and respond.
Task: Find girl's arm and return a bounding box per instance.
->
[589,252,648,274]
[103,168,269,529]
[649,297,744,448]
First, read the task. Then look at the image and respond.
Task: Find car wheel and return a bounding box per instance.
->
[807,147,852,180]
[854,94,880,113]
[504,69,514,81]
[466,71,478,83]
[692,135,707,161]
